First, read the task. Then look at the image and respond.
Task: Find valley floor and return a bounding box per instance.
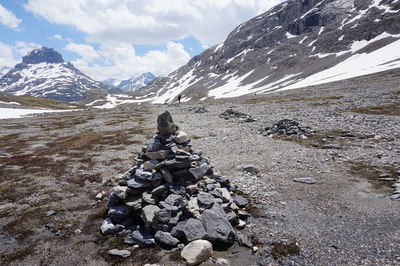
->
[0,69,399,265]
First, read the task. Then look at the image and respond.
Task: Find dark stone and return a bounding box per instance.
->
[201,209,235,244]
[234,195,249,207]
[155,208,174,223]
[107,193,121,207]
[122,167,135,180]
[124,229,155,247]
[155,231,180,247]
[157,111,178,135]
[161,168,173,183]
[183,218,207,242]
[108,205,132,223]
[197,192,215,208]
[322,144,343,149]
[147,138,161,152]
[164,157,191,170]
[171,221,186,238]
[127,178,151,189]
[165,194,183,206]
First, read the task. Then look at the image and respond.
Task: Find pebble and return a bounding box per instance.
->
[293,177,316,184]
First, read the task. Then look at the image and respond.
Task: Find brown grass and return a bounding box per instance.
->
[351,104,400,116]
[271,241,300,260]
[347,161,397,190]
[0,94,84,109]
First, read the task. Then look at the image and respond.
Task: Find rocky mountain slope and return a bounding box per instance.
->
[102,72,156,92]
[0,66,11,77]
[0,47,113,102]
[133,0,400,103]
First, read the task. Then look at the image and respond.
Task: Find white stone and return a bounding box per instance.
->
[113,186,128,199]
[181,240,213,266]
[174,130,188,144]
[186,197,202,219]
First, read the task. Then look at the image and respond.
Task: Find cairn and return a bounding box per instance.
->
[261,119,313,138]
[101,111,250,250]
[220,108,257,122]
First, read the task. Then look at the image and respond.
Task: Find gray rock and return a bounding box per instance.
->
[113,186,129,199]
[201,209,235,244]
[197,192,215,208]
[217,188,233,203]
[157,111,178,135]
[183,218,207,242]
[108,249,131,258]
[181,239,213,266]
[124,194,143,210]
[390,194,400,201]
[236,164,257,174]
[234,195,249,207]
[237,210,250,219]
[161,168,174,183]
[155,231,180,247]
[155,208,173,223]
[293,177,316,184]
[142,191,157,205]
[122,167,135,180]
[186,184,198,195]
[142,205,160,227]
[186,197,202,219]
[127,178,151,189]
[143,160,159,170]
[171,221,186,238]
[322,144,343,149]
[237,233,252,248]
[174,130,188,144]
[152,184,168,196]
[145,150,170,160]
[165,194,183,206]
[124,229,155,247]
[109,205,131,223]
[188,166,210,181]
[101,218,124,235]
[164,157,191,170]
[46,210,56,216]
[147,139,161,152]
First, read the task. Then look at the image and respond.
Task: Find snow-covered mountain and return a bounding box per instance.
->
[133,0,400,103]
[102,72,156,92]
[0,66,11,77]
[0,47,113,102]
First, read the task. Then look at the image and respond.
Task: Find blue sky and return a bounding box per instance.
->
[0,0,283,80]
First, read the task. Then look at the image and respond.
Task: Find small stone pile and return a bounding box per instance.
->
[220,108,257,122]
[187,106,209,113]
[261,119,313,138]
[101,111,250,252]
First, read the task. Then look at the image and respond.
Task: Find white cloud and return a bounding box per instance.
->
[65,42,99,62]
[0,4,22,30]
[0,42,18,67]
[15,41,41,57]
[67,42,190,80]
[24,0,284,46]
[53,34,63,40]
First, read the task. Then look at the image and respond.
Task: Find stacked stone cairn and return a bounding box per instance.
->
[261,119,313,138]
[101,111,250,252]
[220,108,257,122]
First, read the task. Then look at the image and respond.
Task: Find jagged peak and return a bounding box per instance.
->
[22,47,64,64]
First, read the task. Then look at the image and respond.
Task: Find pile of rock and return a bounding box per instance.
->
[220,108,257,122]
[261,119,313,138]
[187,106,209,113]
[101,111,251,259]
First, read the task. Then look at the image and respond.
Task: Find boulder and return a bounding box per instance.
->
[155,231,180,247]
[181,240,213,266]
[183,218,207,242]
[142,205,160,227]
[201,209,235,244]
[157,111,178,135]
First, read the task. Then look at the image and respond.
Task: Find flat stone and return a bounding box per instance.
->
[124,194,143,210]
[109,205,132,224]
[164,157,191,170]
[124,229,155,247]
[234,195,249,207]
[145,150,170,160]
[142,205,160,227]
[165,194,183,206]
[322,144,343,149]
[135,169,160,181]
[155,231,180,247]
[143,160,159,170]
[108,249,131,258]
[127,178,151,189]
[197,192,215,208]
[174,130,188,144]
[183,218,207,242]
[293,177,316,184]
[201,209,235,244]
[152,184,168,196]
[181,240,213,266]
[236,164,257,174]
[157,111,178,135]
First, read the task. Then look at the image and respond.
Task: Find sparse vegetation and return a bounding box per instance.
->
[347,161,397,190]
[351,104,400,116]
[271,240,300,260]
[0,94,84,109]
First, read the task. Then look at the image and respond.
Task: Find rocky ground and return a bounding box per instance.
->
[0,69,399,265]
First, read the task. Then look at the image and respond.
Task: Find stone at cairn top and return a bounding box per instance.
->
[157,111,179,135]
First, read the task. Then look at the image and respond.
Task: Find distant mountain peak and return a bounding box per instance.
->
[102,72,156,92]
[22,47,64,64]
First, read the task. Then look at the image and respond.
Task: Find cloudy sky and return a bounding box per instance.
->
[0,0,284,80]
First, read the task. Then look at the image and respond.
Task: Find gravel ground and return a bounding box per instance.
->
[0,69,399,265]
